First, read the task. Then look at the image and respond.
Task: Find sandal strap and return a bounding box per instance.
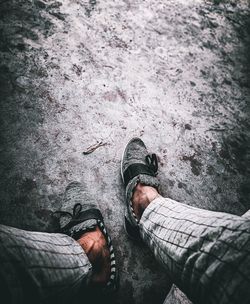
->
[125,216,140,240]
[123,153,158,188]
[78,208,103,222]
[60,208,103,233]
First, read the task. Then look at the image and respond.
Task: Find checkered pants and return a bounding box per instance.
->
[0,225,91,304]
[1,198,249,304]
[140,196,250,304]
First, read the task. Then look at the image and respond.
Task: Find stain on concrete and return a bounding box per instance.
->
[181,155,203,176]
[184,124,192,131]
[85,0,97,17]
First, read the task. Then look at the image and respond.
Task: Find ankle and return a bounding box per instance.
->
[132,183,159,220]
[77,228,110,286]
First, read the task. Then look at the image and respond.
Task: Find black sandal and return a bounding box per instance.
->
[121,138,159,240]
[54,202,118,294]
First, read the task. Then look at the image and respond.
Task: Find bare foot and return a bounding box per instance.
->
[132,183,159,220]
[77,227,110,287]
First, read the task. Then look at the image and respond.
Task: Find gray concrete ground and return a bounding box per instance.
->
[0,0,250,303]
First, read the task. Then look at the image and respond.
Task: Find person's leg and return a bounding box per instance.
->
[134,184,250,304]
[0,182,117,304]
[121,138,250,304]
[0,224,91,304]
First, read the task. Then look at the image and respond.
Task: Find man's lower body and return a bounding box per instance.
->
[1,186,250,304]
[0,138,249,304]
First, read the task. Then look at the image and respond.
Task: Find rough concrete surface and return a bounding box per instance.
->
[0,0,250,303]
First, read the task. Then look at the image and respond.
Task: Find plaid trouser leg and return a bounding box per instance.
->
[140,196,250,304]
[0,224,92,304]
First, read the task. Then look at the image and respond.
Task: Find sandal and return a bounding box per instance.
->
[121,138,159,240]
[54,182,118,294]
